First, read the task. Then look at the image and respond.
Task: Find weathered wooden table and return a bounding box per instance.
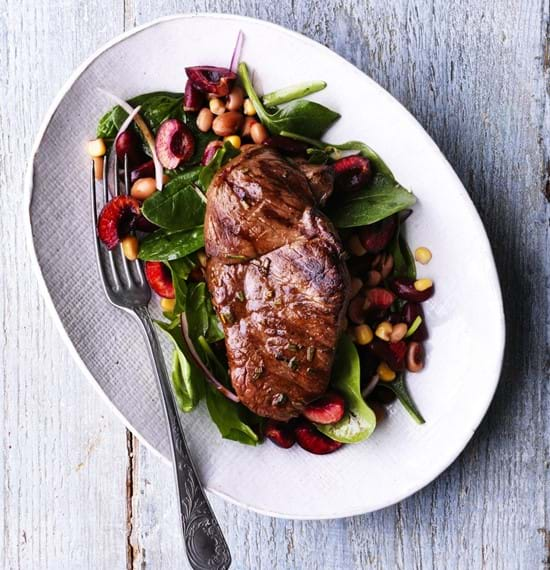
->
[1,1,548,568]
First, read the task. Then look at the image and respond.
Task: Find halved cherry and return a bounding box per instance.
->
[134,214,158,233]
[370,339,407,371]
[183,79,205,112]
[333,155,372,192]
[294,420,343,455]
[303,392,346,424]
[130,160,155,184]
[365,288,396,311]
[265,420,295,449]
[144,261,175,298]
[359,215,397,253]
[97,196,141,249]
[185,66,237,96]
[115,128,145,166]
[155,119,195,169]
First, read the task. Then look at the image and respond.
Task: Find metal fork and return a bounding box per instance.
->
[91,154,231,570]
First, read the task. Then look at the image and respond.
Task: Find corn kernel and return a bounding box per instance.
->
[354,324,373,345]
[87,138,106,157]
[243,98,257,116]
[375,321,393,341]
[121,235,139,261]
[415,247,432,264]
[377,362,396,382]
[414,278,433,292]
[348,234,367,257]
[160,297,176,312]
[224,135,242,149]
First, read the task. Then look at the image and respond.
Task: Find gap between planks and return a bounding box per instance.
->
[126,431,141,570]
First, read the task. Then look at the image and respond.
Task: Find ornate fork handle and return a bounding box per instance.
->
[134,306,231,570]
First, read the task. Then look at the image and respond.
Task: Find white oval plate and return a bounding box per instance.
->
[26,14,504,519]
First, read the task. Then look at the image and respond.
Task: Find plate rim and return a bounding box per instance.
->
[24,12,506,520]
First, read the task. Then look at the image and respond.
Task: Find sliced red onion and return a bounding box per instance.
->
[115,104,142,139]
[361,374,380,399]
[229,30,244,73]
[99,88,164,190]
[180,313,239,402]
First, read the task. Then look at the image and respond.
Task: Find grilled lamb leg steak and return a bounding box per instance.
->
[205,145,350,420]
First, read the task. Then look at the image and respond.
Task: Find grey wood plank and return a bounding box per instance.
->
[128,1,550,569]
[0,1,130,569]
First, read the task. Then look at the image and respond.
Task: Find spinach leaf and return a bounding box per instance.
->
[388,219,416,280]
[239,62,340,139]
[180,113,219,166]
[138,226,204,261]
[97,91,183,138]
[168,257,196,314]
[327,173,416,228]
[278,132,416,228]
[186,283,224,343]
[142,170,205,231]
[386,374,425,424]
[205,384,259,445]
[198,141,241,191]
[316,335,376,443]
[96,92,215,166]
[195,337,259,446]
[330,141,394,179]
[156,319,204,412]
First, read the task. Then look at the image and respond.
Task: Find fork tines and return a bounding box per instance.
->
[91,152,149,308]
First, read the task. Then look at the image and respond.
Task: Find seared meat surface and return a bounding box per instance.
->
[205,145,349,420]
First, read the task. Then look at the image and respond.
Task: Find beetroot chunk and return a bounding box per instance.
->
[333,155,372,192]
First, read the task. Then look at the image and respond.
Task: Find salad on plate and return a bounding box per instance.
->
[87,33,434,455]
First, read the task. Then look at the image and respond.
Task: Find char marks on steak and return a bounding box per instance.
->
[205,145,349,420]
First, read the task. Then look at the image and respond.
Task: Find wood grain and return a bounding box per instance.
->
[1,0,548,569]
[0,1,129,569]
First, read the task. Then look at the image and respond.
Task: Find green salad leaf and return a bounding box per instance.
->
[138,226,204,261]
[142,169,205,231]
[278,132,416,228]
[326,173,416,228]
[239,62,340,139]
[97,91,183,139]
[168,257,196,314]
[316,335,376,443]
[205,384,260,445]
[388,218,416,280]
[186,283,224,344]
[386,374,425,424]
[197,337,260,445]
[198,141,241,191]
[156,319,204,412]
